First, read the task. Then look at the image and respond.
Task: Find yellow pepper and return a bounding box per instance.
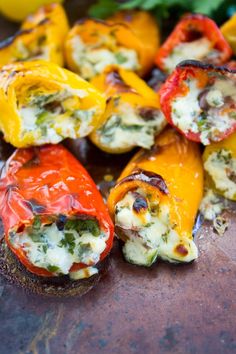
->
[203,131,236,201]
[0,3,69,67]
[107,128,203,266]
[64,17,156,80]
[108,10,160,76]
[0,0,63,22]
[0,60,106,148]
[221,14,236,55]
[89,65,166,153]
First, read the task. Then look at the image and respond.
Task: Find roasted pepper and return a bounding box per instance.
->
[107,128,203,266]
[89,66,166,154]
[203,131,236,201]
[0,144,114,277]
[221,14,236,55]
[0,60,106,148]
[64,18,153,80]
[156,14,232,74]
[0,3,69,67]
[159,60,236,145]
[108,10,160,76]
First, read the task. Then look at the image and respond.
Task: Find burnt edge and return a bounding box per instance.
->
[0,238,110,297]
[116,168,169,195]
[177,59,236,74]
[75,17,131,31]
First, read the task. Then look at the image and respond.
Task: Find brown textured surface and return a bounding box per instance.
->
[0,3,236,353]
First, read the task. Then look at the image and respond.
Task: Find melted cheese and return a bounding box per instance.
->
[204,149,236,200]
[199,189,224,220]
[115,189,198,266]
[71,36,140,80]
[12,222,108,275]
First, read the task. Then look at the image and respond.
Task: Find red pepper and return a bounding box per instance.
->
[155,14,232,73]
[0,144,114,277]
[159,60,236,145]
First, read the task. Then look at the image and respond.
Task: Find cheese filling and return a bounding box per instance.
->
[13,35,49,62]
[10,216,108,276]
[98,102,166,150]
[199,189,224,221]
[114,188,198,266]
[171,76,236,144]
[71,36,140,80]
[163,37,218,73]
[204,149,236,200]
[18,88,95,145]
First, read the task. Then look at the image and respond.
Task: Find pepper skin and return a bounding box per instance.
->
[221,14,236,55]
[0,3,69,67]
[107,128,203,266]
[64,18,153,80]
[159,60,236,145]
[89,66,166,154]
[156,14,232,74]
[0,60,106,148]
[203,131,236,201]
[108,10,160,77]
[0,144,114,277]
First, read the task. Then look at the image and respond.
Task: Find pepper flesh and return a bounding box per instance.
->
[221,13,236,55]
[108,10,160,76]
[89,66,166,153]
[107,128,203,265]
[159,60,236,145]
[0,3,69,67]
[156,14,232,73]
[0,60,106,148]
[203,131,236,201]
[64,18,154,80]
[0,144,114,277]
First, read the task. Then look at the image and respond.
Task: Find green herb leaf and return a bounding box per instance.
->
[47,265,60,273]
[115,52,127,64]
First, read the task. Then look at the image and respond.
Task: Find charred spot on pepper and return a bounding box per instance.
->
[24,199,46,214]
[106,69,137,94]
[132,192,149,214]
[22,150,40,168]
[139,107,160,121]
[177,60,236,74]
[56,214,67,231]
[175,244,188,256]
[0,29,33,49]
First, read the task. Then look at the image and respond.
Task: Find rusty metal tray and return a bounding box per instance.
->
[0,2,235,353]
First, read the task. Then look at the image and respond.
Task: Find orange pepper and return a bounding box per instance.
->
[107,128,203,265]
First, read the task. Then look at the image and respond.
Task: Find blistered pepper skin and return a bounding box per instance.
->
[156,13,232,72]
[89,65,166,154]
[0,3,69,67]
[221,14,236,55]
[0,60,106,148]
[108,10,160,76]
[203,131,236,201]
[108,128,204,242]
[0,144,114,277]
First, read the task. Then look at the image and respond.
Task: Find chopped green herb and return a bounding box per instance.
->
[59,232,76,254]
[47,265,60,273]
[115,52,127,64]
[65,218,100,237]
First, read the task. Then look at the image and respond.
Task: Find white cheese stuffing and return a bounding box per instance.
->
[204,149,236,200]
[12,221,108,276]
[71,36,140,80]
[199,189,224,220]
[115,189,198,266]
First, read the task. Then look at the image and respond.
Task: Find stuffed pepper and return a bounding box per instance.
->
[203,131,236,201]
[159,60,236,145]
[0,60,106,148]
[64,17,154,80]
[108,10,160,76]
[0,144,114,278]
[89,66,166,153]
[0,3,69,67]
[107,128,203,266]
[156,14,232,74]
[221,14,236,55]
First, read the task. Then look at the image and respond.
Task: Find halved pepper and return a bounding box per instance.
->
[221,14,236,55]
[156,13,232,74]
[89,66,166,154]
[64,17,154,80]
[107,128,203,266]
[0,60,106,148]
[108,10,160,76]
[0,144,114,277]
[0,3,69,67]
[159,60,236,145]
[203,131,236,201]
